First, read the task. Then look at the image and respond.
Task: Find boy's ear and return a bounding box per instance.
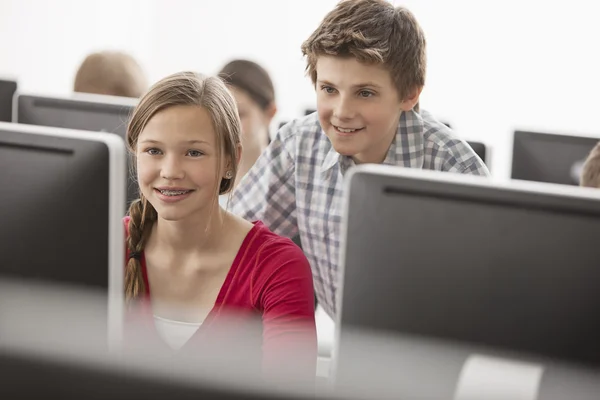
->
[399,85,424,112]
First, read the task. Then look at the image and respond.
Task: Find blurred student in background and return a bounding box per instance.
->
[218,59,277,190]
[580,141,600,188]
[74,50,148,98]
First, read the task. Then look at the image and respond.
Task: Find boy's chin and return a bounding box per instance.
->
[333,147,357,156]
[329,137,360,154]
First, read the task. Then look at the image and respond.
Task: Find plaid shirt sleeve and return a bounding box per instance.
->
[229,125,299,239]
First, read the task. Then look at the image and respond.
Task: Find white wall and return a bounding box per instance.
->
[146,0,339,121]
[402,0,600,177]
[2,0,600,178]
[0,0,156,94]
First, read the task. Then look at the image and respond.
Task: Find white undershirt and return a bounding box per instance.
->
[153,315,202,350]
[218,194,230,209]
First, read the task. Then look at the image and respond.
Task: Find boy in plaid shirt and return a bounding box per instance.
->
[230,0,490,317]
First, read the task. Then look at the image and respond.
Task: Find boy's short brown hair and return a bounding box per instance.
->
[580,141,600,188]
[301,0,426,101]
[74,51,148,98]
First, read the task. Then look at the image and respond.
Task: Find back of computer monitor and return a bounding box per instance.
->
[0,327,324,400]
[3,280,600,400]
[511,130,600,185]
[0,122,126,340]
[14,92,139,203]
[0,351,283,400]
[336,165,600,370]
[0,79,17,122]
[14,92,135,136]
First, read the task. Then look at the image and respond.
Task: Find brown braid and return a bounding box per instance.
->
[125,197,156,302]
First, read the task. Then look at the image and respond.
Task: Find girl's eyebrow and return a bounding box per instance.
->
[138,139,210,145]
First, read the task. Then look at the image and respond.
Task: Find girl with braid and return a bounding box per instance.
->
[122,71,316,380]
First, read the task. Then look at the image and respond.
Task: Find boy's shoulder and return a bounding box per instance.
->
[419,110,488,175]
[419,110,466,153]
[276,112,332,160]
[278,112,324,143]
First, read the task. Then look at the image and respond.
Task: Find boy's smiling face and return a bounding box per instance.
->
[315,55,421,165]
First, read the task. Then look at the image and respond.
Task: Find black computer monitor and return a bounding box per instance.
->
[511,130,600,185]
[0,122,126,338]
[336,165,600,371]
[14,92,135,136]
[13,92,139,203]
[0,79,17,122]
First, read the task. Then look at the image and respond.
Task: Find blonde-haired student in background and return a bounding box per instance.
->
[74,50,148,98]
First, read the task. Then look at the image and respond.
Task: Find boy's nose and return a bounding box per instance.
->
[333,96,356,121]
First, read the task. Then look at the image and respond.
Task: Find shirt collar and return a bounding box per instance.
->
[320,109,425,177]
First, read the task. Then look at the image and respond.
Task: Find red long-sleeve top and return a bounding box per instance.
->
[123,217,317,381]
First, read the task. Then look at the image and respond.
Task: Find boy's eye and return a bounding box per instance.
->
[321,85,337,94]
[146,148,162,156]
[187,150,204,157]
[358,90,374,98]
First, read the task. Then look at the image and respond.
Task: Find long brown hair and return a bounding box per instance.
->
[125,71,242,302]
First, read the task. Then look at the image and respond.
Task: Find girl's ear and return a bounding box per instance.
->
[223,143,242,179]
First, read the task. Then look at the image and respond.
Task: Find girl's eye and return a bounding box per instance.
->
[187,150,204,157]
[146,148,162,155]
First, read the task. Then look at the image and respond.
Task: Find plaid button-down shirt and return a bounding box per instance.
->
[229,109,490,317]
